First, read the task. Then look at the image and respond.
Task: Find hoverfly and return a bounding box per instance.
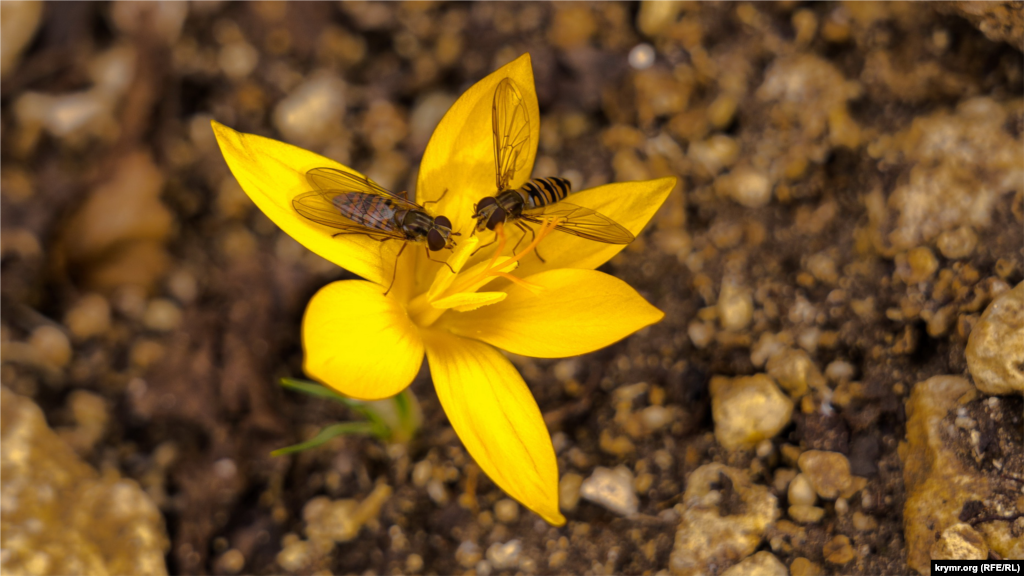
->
[471,77,634,260]
[293,167,459,294]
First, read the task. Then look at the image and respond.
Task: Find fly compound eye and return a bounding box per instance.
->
[427,229,446,251]
[476,197,497,214]
[486,206,506,230]
[434,215,452,230]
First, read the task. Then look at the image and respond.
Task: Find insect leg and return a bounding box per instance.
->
[514,222,546,263]
[425,247,456,273]
[384,241,407,296]
[422,188,449,207]
[470,234,497,257]
[510,221,532,255]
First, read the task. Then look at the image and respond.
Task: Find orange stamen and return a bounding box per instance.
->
[455,217,560,295]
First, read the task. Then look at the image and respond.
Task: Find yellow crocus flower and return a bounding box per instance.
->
[213,53,675,526]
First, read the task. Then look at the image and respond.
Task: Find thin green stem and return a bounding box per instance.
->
[271,421,383,456]
[279,377,388,431]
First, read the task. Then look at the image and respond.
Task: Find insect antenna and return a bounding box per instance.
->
[421,188,449,207]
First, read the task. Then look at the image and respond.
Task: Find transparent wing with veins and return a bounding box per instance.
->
[521,202,635,244]
[492,77,531,192]
[292,167,417,239]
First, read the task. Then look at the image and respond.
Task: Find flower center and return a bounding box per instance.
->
[406,217,561,328]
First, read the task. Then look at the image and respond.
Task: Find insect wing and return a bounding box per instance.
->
[492,78,531,192]
[523,202,635,244]
[292,190,407,240]
[306,167,421,211]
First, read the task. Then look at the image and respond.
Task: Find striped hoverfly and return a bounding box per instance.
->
[292,167,459,294]
[471,77,634,260]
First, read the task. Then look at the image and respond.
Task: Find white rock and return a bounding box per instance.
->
[710,374,793,450]
[580,466,638,516]
[485,540,521,570]
[273,73,346,147]
[966,281,1024,395]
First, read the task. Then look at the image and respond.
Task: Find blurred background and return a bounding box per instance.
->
[1,2,1021,575]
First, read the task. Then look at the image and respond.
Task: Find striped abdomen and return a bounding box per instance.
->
[333,193,399,232]
[514,177,572,210]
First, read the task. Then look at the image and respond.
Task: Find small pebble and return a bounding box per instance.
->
[29,325,72,369]
[405,553,424,574]
[494,499,519,524]
[273,73,346,147]
[936,226,977,260]
[112,284,148,319]
[455,541,482,568]
[411,459,432,487]
[790,557,823,576]
[710,374,793,450]
[167,269,198,304]
[548,549,568,569]
[798,451,853,499]
[898,247,939,284]
[852,511,877,531]
[720,551,788,576]
[788,474,817,506]
[766,348,824,398]
[824,360,855,383]
[486,539,522,570]
[276,538,312,572]
[966,281,1024,395]
[687,321,715,349]
[129,339,165,369]
[215,549,245,574]
[788,505,825,524]
[688,135,739,176]
[930,522,988,560]
[718,281,753,331]
[716,166,772,208]
[579,466,638,516]
[639,405,674,432]
[628,43,655,70]
[426,478,448,505]
[65,294,111,340]
[834,497,849,516]
[219,41,258,80]
[823,535,855,564]
[559,473,583,512]
[636,0,684,35]
[143,298,183,332]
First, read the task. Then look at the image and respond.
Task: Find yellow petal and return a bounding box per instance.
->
[302,280,423,400]
[422,330,565,525]
[212,120,394,285]
[414,54,539,287]
[438,269,664,358]
[432,291,507,312]
[486,177,678,280]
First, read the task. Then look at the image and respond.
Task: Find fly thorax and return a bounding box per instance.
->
[498,190,526,218]
[401,210,434,239]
